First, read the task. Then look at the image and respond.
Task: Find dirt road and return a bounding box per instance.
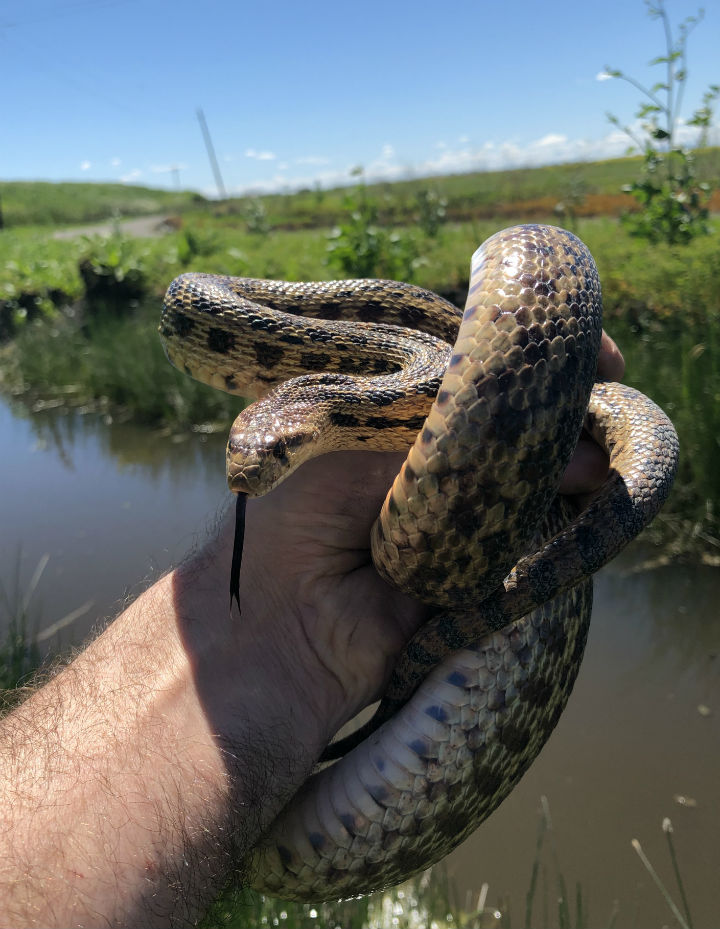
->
[53,214,173,240]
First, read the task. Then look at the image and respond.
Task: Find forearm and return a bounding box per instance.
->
[0,512,327,928]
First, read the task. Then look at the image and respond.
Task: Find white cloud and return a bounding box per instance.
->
[80,160,91,171]
[215,119,720,198]
[110,157,121,167]
[120,169,142,183]
[536,133,567,147]
[296,155,330,165]
[245,148,276,160]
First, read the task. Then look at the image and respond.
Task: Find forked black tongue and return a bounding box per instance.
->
[230,492,248,613]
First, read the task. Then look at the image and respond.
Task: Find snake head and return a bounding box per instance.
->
[226,393,320,497]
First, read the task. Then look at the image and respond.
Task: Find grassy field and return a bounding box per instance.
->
[0,180,204,228]
[224,147,720,230]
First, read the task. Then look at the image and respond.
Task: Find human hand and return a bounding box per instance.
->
[230,330,625,747]
[560,330,625,496]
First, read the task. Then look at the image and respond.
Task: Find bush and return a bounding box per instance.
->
[603,0,719,244]
[326,168,419,280]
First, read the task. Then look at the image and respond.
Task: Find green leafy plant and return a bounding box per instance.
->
[78,232,149,313]
[415,186,448,238]
[0,258,67,339]
[326,167,419,280]
[175,227,221,262]
[244,199,270,236]
[603,0,719,244]
[554,173,589,233]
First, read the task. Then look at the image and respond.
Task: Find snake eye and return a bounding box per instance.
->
[271,431,310,462]
[281,432,310,452]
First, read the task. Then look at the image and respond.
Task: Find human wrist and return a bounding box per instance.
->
[171,507,339,757]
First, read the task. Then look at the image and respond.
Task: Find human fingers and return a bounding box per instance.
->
[597,330,625,381]
[559,433,609,496]
[558,330,624,497]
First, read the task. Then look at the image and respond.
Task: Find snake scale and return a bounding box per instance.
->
[160,224,678,901]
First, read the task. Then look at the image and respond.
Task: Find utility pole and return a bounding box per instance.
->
[196,107,227,200]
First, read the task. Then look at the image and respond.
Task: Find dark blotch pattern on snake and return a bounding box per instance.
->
[159,224,678,901]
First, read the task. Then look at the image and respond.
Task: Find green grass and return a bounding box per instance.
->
[583,221,720,555]
[0,181,204,228]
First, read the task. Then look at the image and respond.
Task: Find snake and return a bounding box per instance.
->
[159,224,679,902]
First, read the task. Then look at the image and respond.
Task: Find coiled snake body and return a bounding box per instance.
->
[160,224,678,901]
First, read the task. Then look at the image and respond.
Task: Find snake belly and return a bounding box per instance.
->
[159,224,679,901]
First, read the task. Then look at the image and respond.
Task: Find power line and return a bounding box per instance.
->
[196,108,227,200]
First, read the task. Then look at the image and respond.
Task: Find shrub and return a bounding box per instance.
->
[603,0,719,244]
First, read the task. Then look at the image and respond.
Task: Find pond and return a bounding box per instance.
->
[0,395,717,926]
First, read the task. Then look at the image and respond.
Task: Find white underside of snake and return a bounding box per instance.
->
[160,224,679,902]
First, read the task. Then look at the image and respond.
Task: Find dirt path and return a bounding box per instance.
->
[53,213,173,240]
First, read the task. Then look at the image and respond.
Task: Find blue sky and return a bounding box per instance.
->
[2,0,718,195]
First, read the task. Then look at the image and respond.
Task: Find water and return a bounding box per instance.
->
[1,397,718,925]
[0,396,230,643]
[446,550,720,925]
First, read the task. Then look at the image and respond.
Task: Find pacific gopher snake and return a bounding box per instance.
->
[160,224,678,900]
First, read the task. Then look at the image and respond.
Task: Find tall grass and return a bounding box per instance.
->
[586,222,720,554]
[0,552,44,703]
[4,304,243,428]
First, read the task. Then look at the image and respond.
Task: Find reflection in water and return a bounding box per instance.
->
[15,397,228,486]
[1,396,718,925]
[0,397,231,647]
[601,547,719,683]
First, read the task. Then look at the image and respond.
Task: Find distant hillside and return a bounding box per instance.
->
[2,147,718,229]
[0,181,205,228]
[213,147,720,229]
